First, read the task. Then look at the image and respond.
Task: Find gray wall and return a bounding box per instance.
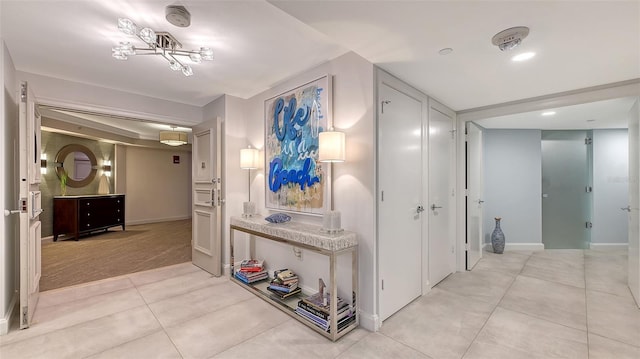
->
[592,129,629,244]
[483,128,630,248]
[40,131,115,237]
[123,146,192,225]
[483,129,542,246]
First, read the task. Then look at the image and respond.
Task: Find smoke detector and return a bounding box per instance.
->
[166,5,191,27]
[492,26,529,51]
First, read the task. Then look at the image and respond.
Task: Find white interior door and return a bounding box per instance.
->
[378,78,424,321]
[428,102,454,287]
[627,99,639,306]
[466,122,483,269]
[192,118,222,276]
[19,82,42,328]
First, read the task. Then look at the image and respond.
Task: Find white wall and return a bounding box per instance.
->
[234,52,376,330]
[1,40,19,335]
[592,129,629,245]
[16,71,203,126]
[483,129,542,248]
[124,146,192,225]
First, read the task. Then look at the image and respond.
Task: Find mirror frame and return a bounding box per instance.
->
[55,144,98,188]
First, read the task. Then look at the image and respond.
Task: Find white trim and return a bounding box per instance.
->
[0,292,17,335]
[505,243,545,251]
[358,310,379,332]
[484,242,544,251]
[589,243,628,250]
[126,215,192,226]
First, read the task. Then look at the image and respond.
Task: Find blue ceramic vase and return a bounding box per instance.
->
[491,217,505,254]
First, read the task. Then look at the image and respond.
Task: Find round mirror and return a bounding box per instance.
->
[55,144,98,188]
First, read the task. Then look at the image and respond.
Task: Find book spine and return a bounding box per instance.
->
[297,301,330,319]
[295,308,329,330]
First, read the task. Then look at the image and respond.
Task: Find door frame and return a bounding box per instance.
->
[456,80,640,271]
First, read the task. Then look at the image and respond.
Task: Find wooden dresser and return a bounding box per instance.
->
[53,194,125,241]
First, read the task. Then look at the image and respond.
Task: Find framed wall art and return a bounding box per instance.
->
[264,75,332,216]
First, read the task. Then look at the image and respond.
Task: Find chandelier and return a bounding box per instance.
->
[112,17,213,76]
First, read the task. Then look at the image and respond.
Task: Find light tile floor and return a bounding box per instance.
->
[1,249,638,359]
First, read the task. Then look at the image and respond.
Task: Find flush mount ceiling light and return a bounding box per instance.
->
[492,26,530,51]
[112,6,213,76]
[159,126,188,146]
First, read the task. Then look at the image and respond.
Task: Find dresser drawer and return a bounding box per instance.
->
[54,195,125,241]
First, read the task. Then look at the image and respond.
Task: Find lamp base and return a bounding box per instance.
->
[242,201,256,218]
[321,210,343,233]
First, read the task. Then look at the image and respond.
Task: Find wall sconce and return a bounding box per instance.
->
[318,128,346,232]
[318,130,346,163]
[240,146,260,218]
[103,160,112,177]
[40,154,47,174]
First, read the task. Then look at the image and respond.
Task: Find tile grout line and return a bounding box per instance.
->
[375,331,435,359]
[132,276,186,359]
[459,251,533,359]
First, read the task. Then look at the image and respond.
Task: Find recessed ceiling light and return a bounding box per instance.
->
[541,111,556,116]
[512,52,536,62]
[439,48,453,55]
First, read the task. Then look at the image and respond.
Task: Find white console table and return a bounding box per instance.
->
[229,216,358,341]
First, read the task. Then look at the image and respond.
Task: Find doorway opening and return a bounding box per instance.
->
[466,96,635,254]
[37,105,194,291]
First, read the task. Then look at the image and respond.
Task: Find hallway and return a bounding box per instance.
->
[0,249,638,358]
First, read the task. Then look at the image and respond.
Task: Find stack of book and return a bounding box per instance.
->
[267,269,302,299]
[234,259,268,284]
[295,292,355,333]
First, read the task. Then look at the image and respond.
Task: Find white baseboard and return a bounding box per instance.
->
[0,292,18,335]
[589,243,628,250]
[126,215,191,226]
[484,242,544,251]
[358,310,378,332]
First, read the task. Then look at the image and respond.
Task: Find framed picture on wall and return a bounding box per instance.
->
[264,74,332,216]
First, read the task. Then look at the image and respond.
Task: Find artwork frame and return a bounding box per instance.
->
[264,74,332,216]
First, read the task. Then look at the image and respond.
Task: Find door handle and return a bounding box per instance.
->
[416,205,424,213]
[431,204,443,210]
[621,206,631,212]
[4,210,20,216]
[477,200,485,204]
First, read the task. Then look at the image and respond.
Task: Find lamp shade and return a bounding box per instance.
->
[159,130,188,146]
[240,147,259,169]
[318,131,345,162]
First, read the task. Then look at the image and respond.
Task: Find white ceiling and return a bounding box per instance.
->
[474,97,638,130]
[2,1,639,134]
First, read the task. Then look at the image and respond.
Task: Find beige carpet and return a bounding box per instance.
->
[41,219,192,291]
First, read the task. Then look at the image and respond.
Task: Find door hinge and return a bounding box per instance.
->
[381,100,391,114]
[381,279,384,290]
[381,190,384,202]
[20,84,27,103]
[585,137,593,145]
[586,221,593,229]
[465,243,470,251]
[585,186,592,193]
[22,306,28,325]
